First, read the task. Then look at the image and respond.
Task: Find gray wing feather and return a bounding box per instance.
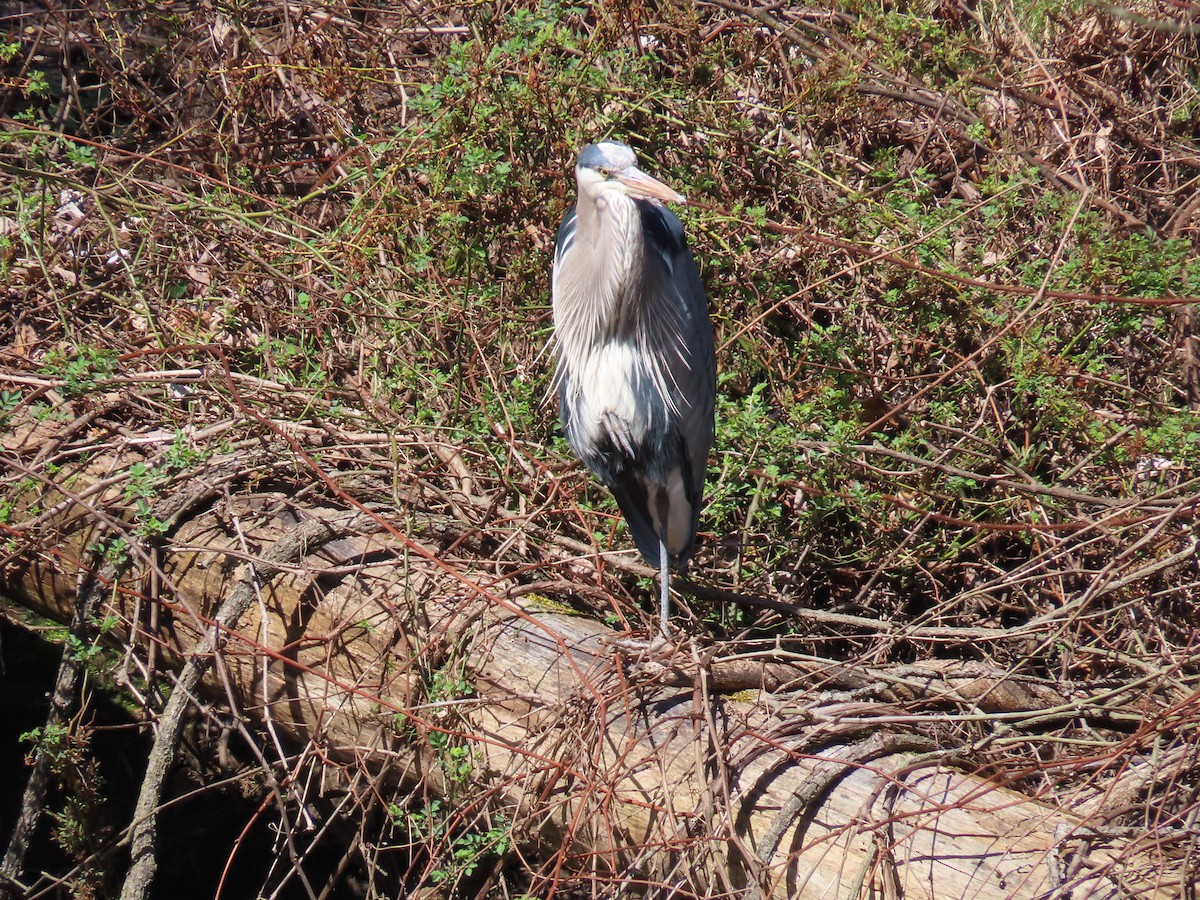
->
[637,203,716,499]
[554,205,577,269]
[633,202,716,564]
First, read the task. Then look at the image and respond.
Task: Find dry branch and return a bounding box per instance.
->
[3,0,1200,895]
[0,407,1180,899]
[0,538,112,894]
[119,509,373,900]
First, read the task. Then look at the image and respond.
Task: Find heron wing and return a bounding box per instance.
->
[553,204,578,271]
[635,202,717,555]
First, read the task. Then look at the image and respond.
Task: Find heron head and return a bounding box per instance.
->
[575,141,686,206]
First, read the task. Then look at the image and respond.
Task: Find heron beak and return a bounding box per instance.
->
[616,167,686,205]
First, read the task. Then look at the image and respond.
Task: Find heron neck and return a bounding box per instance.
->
[572,191,643,338]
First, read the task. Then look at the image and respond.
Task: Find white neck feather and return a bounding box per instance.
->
[554,190,643,356]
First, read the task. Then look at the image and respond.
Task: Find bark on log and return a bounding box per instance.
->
[0,417,1176,898]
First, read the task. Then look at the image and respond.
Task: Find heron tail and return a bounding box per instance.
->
[608,478,667,568]
[608,471,699,571]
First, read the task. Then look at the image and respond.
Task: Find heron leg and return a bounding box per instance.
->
[658,536,671,638]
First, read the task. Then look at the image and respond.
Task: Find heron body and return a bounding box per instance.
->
[551,141,716,634]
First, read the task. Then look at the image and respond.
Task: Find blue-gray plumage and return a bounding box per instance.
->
[551,141,716,636]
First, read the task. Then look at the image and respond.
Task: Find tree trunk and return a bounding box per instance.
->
[0,412,1175,898]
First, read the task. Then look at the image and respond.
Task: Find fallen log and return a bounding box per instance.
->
[0,409,1178,898]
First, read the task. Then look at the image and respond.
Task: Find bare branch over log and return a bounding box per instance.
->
[0,407,1180,899]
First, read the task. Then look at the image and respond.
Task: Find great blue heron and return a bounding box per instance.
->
[551,141,716,636]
